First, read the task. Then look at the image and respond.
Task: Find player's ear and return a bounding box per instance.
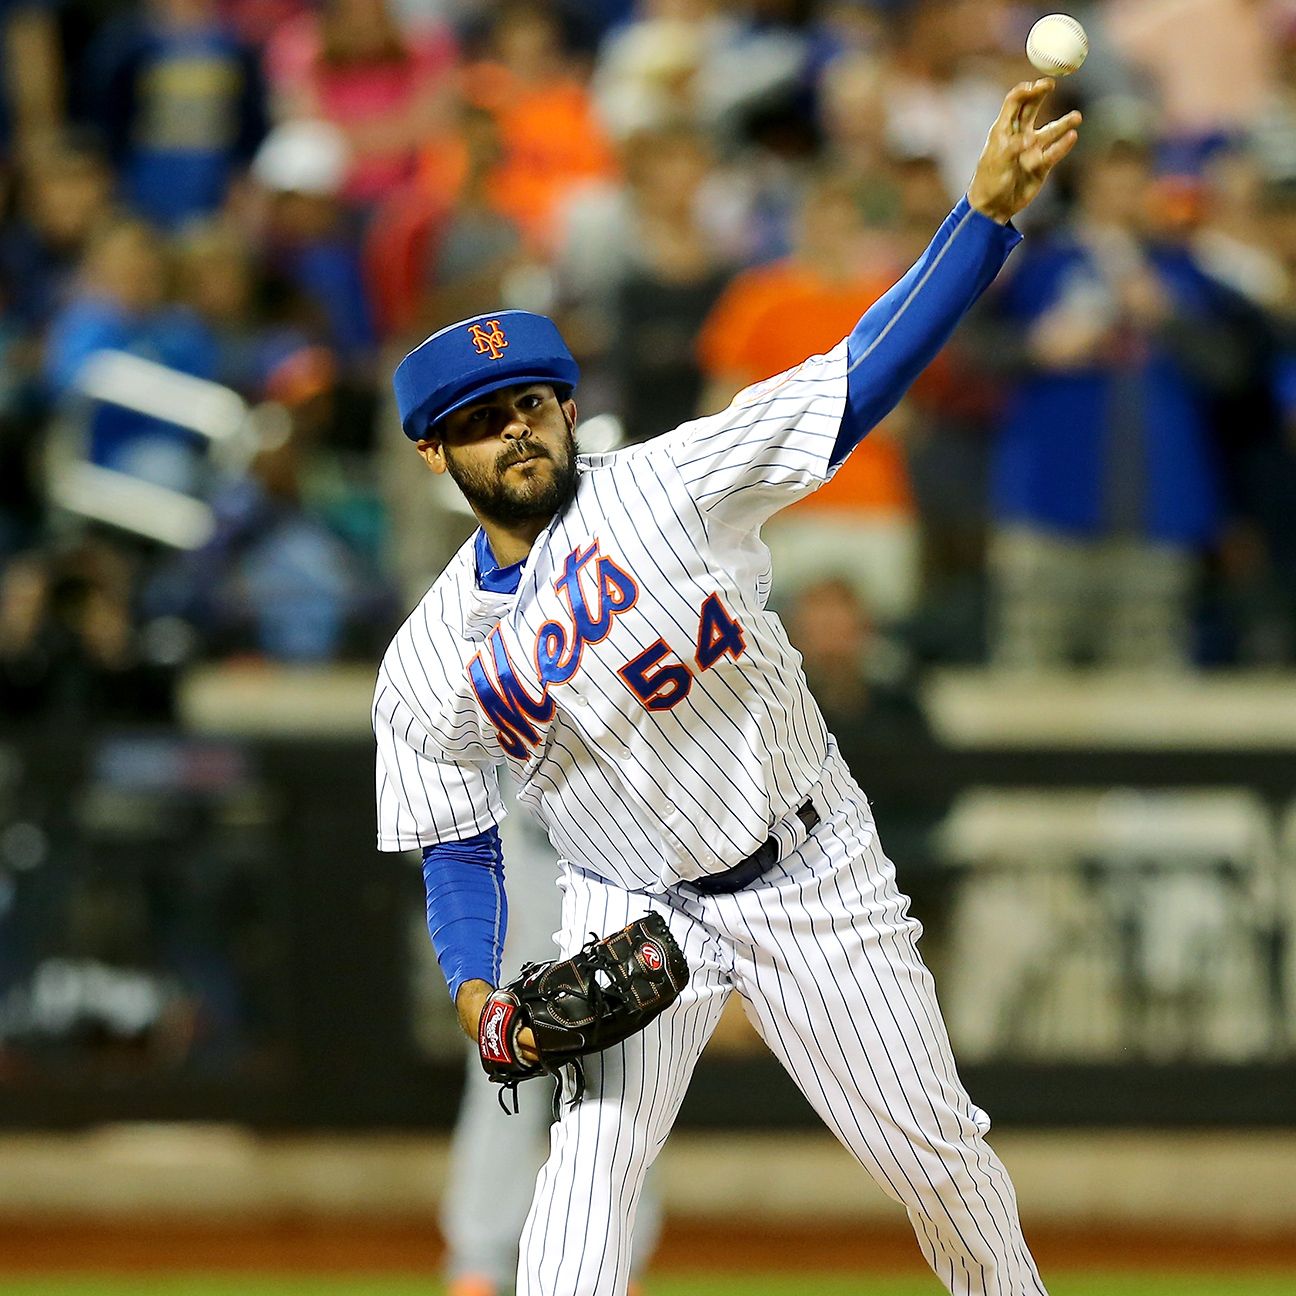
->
[561,397,577,430]
[415,437,448,474]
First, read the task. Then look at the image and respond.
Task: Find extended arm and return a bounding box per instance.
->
[834,78,1081,463]
[834,198,1019,464]
[664,80,1080,534]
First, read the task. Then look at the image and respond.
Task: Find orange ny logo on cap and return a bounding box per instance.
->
[468,319,509,360]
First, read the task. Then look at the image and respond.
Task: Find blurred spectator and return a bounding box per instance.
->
[465,0,616,254]
[3,0,1296,686]
[1192,144,1290,309]
[784,575,926,739]
[2,3,66,157]
[251,119,377,372]
[664,1,829,264]
[883,0,1013,207]
[44,216,217,494]
[593,2,726,139]
[973,131,1251,670]
[13,0,139,138]
[608,128,734,444]
[0,541,178,723]
[807,0,888,73]
[594,0,811,146]
[1106,0,1282,143]
[555,121,737,435]
[0,138,115,330]
[1183,149,1296,662]
[782,575,945,893]
[0,286,44,558]
[817,52,906,227]
[420,104,530,333]
[0,153,55,557]
[175,215,324,403]
[265,0,457,207]
[558,119,747,308]
[698,172,919,624]
[222,0,312,48]
[361,179,445,343]
[1247,370,1296,659]
[1251,15,1296,185]
[88,0,268,228]
[369,96,542,341]
[143,403,386,662]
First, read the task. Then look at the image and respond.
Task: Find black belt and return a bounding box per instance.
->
[683,800,820,896]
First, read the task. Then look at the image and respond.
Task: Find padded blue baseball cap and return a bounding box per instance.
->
[393,310,580,442]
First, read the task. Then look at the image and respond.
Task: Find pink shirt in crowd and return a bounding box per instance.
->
[265,15,457,204]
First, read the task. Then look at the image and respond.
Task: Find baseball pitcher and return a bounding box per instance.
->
[375,80,1080,1296]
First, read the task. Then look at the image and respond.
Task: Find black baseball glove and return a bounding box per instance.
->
[477,911,689,1111]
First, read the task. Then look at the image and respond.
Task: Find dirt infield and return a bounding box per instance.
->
[2,1222,1294,1276]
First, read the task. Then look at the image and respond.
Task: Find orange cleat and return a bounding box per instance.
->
[447,1277,499,1296]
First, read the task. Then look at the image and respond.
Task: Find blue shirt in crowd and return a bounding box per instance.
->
[987,234,1225,547]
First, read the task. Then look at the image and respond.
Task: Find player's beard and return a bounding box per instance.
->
[444,425,579,527]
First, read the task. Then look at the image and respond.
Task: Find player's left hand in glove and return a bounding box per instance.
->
[475,911,689,1111]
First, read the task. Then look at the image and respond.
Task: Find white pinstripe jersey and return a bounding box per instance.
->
[374,339,851,891]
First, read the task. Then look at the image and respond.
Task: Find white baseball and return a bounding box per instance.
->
[1026,13,1088,76]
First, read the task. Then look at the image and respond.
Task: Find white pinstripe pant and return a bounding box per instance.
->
[518,753,1047,1296]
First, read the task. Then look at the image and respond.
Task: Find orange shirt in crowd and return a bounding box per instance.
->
[697,265,914,517]
[437,62,616,255]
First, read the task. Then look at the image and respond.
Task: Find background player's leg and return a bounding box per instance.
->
[442,787,666,1295]
[517,868,729,1296]
[723,757,1047,1296]
[442,1048,554,1294]
[441,789,561,1295]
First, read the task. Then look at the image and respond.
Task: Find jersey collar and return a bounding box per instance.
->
[474,528,524,595]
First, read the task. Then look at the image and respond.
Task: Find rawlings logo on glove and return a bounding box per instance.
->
[478,993,520,1066]
[478,911,689,1110]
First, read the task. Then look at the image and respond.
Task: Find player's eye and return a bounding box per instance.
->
[460,408,494,431]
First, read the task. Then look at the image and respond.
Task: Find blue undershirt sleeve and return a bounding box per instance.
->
[422,826,507,1004]
[833,195,1023,466]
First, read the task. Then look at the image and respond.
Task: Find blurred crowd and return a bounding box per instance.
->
[4,0,1296,730]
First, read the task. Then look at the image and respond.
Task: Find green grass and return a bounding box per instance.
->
[3,1278,1296,1296]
